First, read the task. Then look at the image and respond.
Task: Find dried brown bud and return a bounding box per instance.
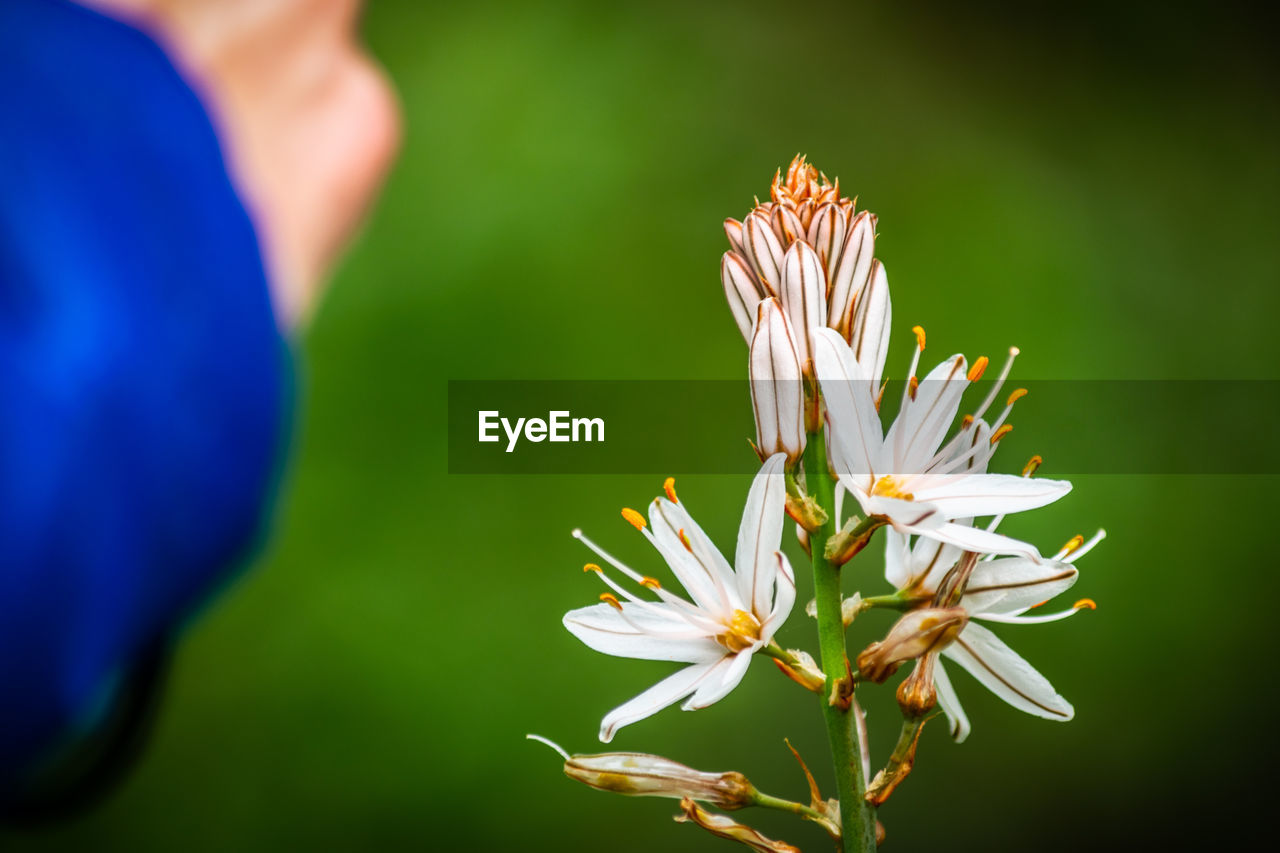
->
[896,656,939,718]
[675,798,801,853]
[856,607,967,683]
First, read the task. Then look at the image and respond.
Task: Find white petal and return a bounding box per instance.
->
[735,453,788,618]
[813,327,883,479]
[761,552,796,638]
[908,534,964,593]
[780,241,827,368]
[932,658,971,743]
[909,520,1044,560]
[749,301,805,461]
[848,259,891,387]
[943,622,1074,721]
[599,660,721,742]
[909,474,1073,519]
[865,494,945,531]
[564,603,724,663]
[722,252,764,343]
[884,528,912,589]
[828,210,875,337]
[963,557,1078,616]
[682,649,754,710]
[887,354,969,473]
[649,498,741,615]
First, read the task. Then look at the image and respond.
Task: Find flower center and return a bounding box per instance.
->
[716,609,762,653]
[871,475,914,501]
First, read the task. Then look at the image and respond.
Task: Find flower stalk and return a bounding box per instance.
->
[802,428,878,852]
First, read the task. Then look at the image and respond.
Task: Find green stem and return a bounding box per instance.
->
[749,789,837,833]
[802,433,878,852]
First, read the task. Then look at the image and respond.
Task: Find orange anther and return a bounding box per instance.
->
[1061,534,1085,555]
[583,563,602,573]
[1022,455,1043,477]
[967,356,989,382]
[1007,388,1028,406]
[678,528,693,552]
[961,414,975,428]
[908,375,919,400]
[640,576,662,590]
[990,424,1014,444]
[912,325,926,350]
[1074,598,1097,611]
[663,477,678,503]
[599,593,622,610]
[621,508,647,530]
[874,383,887,412]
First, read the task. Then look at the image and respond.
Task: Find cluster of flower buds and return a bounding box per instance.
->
[726,156,891,460]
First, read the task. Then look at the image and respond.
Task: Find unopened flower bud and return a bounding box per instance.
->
[563,752,757,810]
[749,298,805,462]
[856,607,967,683]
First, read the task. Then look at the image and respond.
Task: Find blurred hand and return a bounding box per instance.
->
[84,0,402,326]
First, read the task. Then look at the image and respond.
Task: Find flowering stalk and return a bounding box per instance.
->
[801,429,878,853]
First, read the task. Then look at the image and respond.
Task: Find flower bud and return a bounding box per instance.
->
[749,298,805,462]
[564,752,757,810]
[674,798,801,853]
[856,607,967,683]
[896,655,938,718]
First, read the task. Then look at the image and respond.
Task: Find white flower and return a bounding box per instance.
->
[564,454,796,742]
[884,528,1104,741]
[814,325,1071,559]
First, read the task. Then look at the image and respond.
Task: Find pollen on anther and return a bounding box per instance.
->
[1074,598,1097,611]
[599,593,623,610]
[678,528,694,552]
[583,563,602,574]
[640,576,662,590]
[1022,455,1043,477]
[1061,534,1085,555]
[990,424,1014,445]
[621,507,647,530]
[961,414,975,428]
[967,356,989,382]
[912,325,926,350]
[908,376,919,400]
[874,383,887,412]
[663,477,679,503]
[1007,388,1029,406]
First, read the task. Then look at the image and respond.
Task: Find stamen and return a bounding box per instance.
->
[875,383,886,412]
[1060,534,1085,556]
[663,477,679,503]
[599,593,622,610]
[678,528,693,552]
[912,325,926,351]
[961,414,975,428]
[972,346,1019,421]
[640,576,662,590]
[1007,388,1028,406]
[621,507,647,530]
[989,424,1013,445]
[1065,528,1107,563]
[1074,598,1097,610]
[967,356,989,382]
[908,375,919,401]
[583,563,602,573]
[1022,455,1043,477]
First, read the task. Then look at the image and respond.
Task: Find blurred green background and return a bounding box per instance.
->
[8,0,1278,849]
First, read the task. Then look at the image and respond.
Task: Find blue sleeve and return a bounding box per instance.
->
[0,0,292,788]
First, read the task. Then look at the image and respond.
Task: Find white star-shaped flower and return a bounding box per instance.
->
[564,454,796,742]
[814,325,1071,559]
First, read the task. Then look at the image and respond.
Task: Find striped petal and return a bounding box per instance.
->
[599,660,722,742]
[943,622,1074,722]
[735,453,787,619]
[564,603,724,663]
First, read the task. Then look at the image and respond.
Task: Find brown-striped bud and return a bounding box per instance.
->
[564,752,756,810]
[856,607,967,683]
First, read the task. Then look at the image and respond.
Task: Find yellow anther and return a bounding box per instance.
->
[874,383,887,412]
[1022,455,1043,477]
[912,325,926,350]
[599,593,622,610]
[716,609,763,653]
[990,424,1014,444]
[583,563,602,573]
[621,507,647,530]
[870,476,914,501]
[639,576,662,590]
[663,477,678,503]
[908,375,919,400]
[1007,388,1029,406]
[961,414,975,428]
[967,356,989,382]
[678,528,693,552]
[1074,598,1097,611]
[1061,534,1085,555]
